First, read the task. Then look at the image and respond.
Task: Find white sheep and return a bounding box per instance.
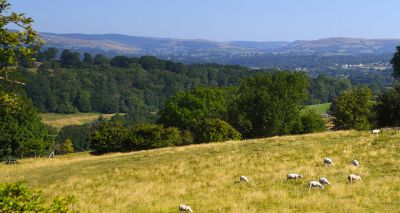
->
[324,157,334,166]
[348,174,362,183]
[308,180,324,189]
[287,173,303,180]
[179,204,193,212]
[319,177,331,185]
[352,159,360,167]
[240,175,249,182]
[371,129,381,134]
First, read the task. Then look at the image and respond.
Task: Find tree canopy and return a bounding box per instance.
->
[391,46,400,79]
[229,72,309,138]
[329,87,374,130]
[0,0,40,81]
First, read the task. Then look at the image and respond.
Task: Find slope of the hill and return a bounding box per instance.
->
[0,130,399,212]
[39,32,400,55]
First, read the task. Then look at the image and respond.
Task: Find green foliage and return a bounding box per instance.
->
[0,0,41,79]
[0,182,77,213]
[93,54,109,68]
[0,92,51,159]
[375,86,400,127]
[329,87,374,130]
[229,72,309,138]
[90,122,127,154]
[299,109,326,133]
[128,124,180,149]
[308,75,351,104]
[60,49,80,68]
[159,87,231,131]
[193,118,241,143]
[391,46,400,79]
[90,121,186,154]
[57,124,91,152]
[110,55,131,68]
[61,139,74,154]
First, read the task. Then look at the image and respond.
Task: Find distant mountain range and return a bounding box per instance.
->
[39,32,400,56]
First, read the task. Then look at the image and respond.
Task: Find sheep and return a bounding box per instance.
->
[352,159,360,167]
[240,175,249,182]
[308,180,324,189]
[324,157,334,166]
[179,204,193,212]
[348,174,362,183]
[319,177,331,185]
[371,129,381,134]
[287,173,303,180]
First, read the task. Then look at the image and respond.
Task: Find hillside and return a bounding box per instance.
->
[1,130,399,212]
[39,32,400,56]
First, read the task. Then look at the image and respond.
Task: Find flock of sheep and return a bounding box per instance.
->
[178,130,381,212]
[286,157,362,190]
[179,158,363,212]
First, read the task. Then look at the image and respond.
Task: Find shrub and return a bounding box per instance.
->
[90,122,184,154]
[300,109,326,133]
[0,182,77,213]
[193,119,241,143]
[90,122,127,154]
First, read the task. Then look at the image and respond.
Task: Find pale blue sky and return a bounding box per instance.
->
[8,0,400,41]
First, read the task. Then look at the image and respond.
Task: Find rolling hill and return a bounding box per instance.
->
[39,32,400,56]
[1,130,399,212]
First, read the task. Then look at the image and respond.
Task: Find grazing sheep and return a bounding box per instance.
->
[324,157,334,166]
[240,175,249,182]
[348,174,362,183]
[309,180,324,189]
[352,159,360,167]
[371,129,381,134]
[179,204,193,212]
[319,177,331,185]
[287,173,303,180]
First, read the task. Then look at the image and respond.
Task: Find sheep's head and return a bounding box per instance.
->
[299,175,304,178]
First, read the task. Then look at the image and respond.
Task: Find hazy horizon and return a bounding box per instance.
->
[9,0,400,42]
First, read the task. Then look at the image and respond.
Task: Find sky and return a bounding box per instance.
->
[8,0,400,41]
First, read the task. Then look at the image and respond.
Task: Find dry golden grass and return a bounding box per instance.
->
[1,130,399,212]
[40,113,117,129]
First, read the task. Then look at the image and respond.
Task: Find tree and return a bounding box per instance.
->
[41,47,58,63]
[57,124,91,152]
[60,49,80,68]
[110,55,131,68]
[391,46,400,79]
[329,87,374,130]
[93,54,109,67]
[0,92,51,158]
[90,122,127,154]
[61,139,74,154]
[82,52,93,67]
[229,72,309,138]
[159,87,230,131]
[375,86,400,127]
[0,0,40,82]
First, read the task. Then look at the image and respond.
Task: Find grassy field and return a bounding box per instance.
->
[40,113,117,130]
[306,103,331,114]
[1,130,399,212]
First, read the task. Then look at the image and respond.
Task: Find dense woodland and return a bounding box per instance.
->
[17,48,388,118]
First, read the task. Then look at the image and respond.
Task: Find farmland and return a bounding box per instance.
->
[1,130,399,212]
